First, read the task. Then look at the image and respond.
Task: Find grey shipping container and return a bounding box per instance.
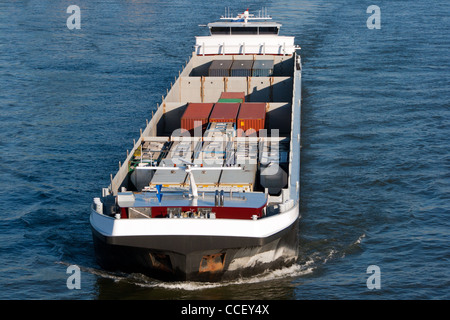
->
[252,60,274,77]
[209,60,233,76]
[231,60,254,77]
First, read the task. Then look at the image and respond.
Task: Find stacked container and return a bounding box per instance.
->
[208,59,275,77]
[218,92,246,103]
[231,60,254,77]
[208,60,233,76]
[252,60,274,77]
[180,103,214,134]
[236,102,266,136]
[208,103,240,123]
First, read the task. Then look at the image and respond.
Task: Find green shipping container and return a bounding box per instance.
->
[219,92,245,103]
[218,98,243,103]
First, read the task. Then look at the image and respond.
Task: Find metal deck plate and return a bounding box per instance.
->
[118,191,267,209]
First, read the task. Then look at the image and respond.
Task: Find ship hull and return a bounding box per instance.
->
[91,208,299,282]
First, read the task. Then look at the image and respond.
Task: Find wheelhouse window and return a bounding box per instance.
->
[231,27,258,35]
[210,27,231,35]
[210,26,280,35]
[258,27,279,35]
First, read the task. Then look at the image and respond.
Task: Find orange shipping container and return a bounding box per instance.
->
[237,103,266,136]
[180,103,214,134]
[209,103,240,123]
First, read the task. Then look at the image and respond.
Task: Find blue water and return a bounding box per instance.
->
[0,0,448,300]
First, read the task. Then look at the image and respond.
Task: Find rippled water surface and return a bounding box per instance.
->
[0,0,448,300]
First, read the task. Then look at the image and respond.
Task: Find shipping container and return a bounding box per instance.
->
[208,60,233,76]
[218,98,243,103]
[231,60,254,77]
[209,103,240,123]
[236,102,266,136]
[252,60,274,77]
[180,103,214,134]
[219,92,245,103]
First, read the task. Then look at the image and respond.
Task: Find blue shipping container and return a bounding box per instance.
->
[252,60,274,77]
[231,60,253,77]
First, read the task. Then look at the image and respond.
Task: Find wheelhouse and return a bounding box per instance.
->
[208,23,281,35]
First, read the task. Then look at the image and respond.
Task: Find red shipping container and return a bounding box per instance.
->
[180,103,214,133]
[219,92,246,102]
[209,103,240,123]
[237,103,266,136]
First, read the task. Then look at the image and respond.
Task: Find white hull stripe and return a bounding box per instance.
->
[90,203,299,239]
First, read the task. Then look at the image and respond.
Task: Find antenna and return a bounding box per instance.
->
[222,7,233,19]
[220,7,272,21]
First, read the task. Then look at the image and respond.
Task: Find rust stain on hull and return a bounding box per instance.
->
[199,253,226,273]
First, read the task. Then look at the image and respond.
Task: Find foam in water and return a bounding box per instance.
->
[58,260,315,291]
[149,263,315,291]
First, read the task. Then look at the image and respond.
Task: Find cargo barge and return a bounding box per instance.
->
[90,8,302,282]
